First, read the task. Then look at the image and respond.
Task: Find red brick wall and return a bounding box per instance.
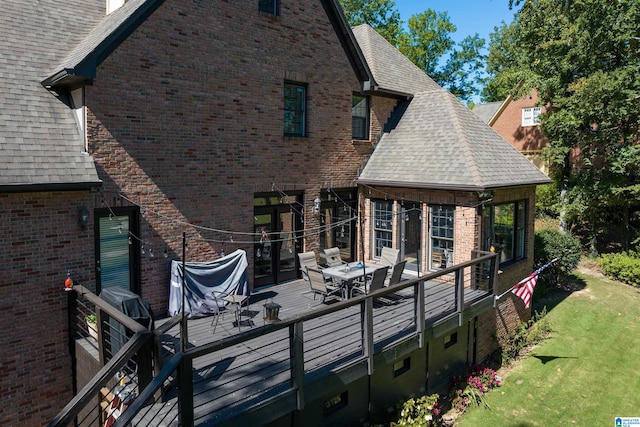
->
[0,191,94,426]
[492,90,548,153]
[85,0,368,314]
[359,185,538,362]
[476,186,538,361]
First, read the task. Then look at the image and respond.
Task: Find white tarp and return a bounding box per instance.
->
[169,249,249,318]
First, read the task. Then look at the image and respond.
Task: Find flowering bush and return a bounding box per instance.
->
[393,393,442,427]
[449,365,501,412]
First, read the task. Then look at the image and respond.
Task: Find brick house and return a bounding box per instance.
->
[1,1,549,425]
[473,90,550,172]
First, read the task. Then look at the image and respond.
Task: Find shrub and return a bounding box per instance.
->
[449,365,501,413]
[534,229,581,287]
[499,308,551,364]
[598,251,640,288]
[393,394,442,427]
[535,183,561,219]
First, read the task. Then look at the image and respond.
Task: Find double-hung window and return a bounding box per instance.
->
[284,82,306,136]
[372,201,393,258]
[352,94,369,140]
[483,200,527,266]
[258,0,278,15]
[522,107,541,126]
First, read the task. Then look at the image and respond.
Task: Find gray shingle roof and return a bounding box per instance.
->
[471,101,504,124]
[351,24,440,96]
[358,89,552,190]
[0,0,103,189]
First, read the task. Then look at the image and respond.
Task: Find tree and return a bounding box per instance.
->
[486,0,640,252]
[338,0,403,45]
[339,0,487,102]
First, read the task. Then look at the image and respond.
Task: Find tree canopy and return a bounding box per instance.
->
[486,0,640,251]
[339,0,486,102]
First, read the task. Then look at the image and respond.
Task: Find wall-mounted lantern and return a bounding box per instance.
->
[313,197,321,215]
[78,206,89,230]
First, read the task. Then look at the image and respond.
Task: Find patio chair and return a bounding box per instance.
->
[210,289,251,333]
[350,266,388,298]
[323,247,345,267]
[298,251,320,278]
[386,260,406,287]
[305,266,342,303]
[299,251,333,284]
[379,246,400,267]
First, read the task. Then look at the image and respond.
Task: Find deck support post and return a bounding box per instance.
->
[178,356,194,427]
[416,280,425,347]
[455,268,465,326]
[362,298,374,375]
[290,322,305,410]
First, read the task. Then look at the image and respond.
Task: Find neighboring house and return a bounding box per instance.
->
[0,1,549,426]
[473,90,550,173]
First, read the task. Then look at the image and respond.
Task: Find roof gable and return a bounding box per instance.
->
[0,0,103,190]
[351,24,440,97]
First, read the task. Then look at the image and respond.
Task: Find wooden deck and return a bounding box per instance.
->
[142,270,493,426]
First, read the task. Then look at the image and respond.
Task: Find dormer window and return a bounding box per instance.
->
[259,0,279,15]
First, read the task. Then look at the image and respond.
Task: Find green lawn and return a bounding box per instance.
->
[458,269,640,427]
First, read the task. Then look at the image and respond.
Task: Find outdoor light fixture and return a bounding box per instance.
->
[78,206,89,230]
[313,197,321,215]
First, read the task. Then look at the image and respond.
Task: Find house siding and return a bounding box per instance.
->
[491,91,549,172]
[0,191,94,426]
[85,0,368,313]
[360,185,538,363]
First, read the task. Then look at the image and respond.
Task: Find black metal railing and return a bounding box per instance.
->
[50,286,155,427]
[110,251,497,427]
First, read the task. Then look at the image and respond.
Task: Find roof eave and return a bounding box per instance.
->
[0,180,102,194]
[43,0,167,88]
[357,177,552,192]
[322,0,376,87]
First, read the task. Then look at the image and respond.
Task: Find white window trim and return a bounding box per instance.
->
[522,107,542,127]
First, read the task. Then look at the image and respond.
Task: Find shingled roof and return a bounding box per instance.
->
[0,0,104,190]
[351,24,440,97]
[471,101,504,124]
[358,89,552,191]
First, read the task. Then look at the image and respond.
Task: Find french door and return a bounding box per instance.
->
[95,207,140,294]
[254,195,301,288]
[400,202,422,273]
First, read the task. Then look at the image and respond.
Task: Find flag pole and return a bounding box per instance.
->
[494,257,558,303]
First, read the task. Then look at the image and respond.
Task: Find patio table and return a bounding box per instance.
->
[322,262,387,299]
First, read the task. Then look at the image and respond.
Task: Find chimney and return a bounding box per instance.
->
[107,0,126,14]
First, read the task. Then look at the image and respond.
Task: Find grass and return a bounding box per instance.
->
[458,268,640,426]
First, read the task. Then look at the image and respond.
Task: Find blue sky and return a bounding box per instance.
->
[394,0,517,44]
[393,0,517,101]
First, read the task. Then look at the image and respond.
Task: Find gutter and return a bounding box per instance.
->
[0,181,102,194]
[356,178,552,192]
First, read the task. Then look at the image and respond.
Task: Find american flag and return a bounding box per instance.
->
[512,259,558,308]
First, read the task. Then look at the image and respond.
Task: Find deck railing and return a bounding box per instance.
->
[110,251,498,427]
[49,286,156,427]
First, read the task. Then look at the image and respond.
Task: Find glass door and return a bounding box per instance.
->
[277,210,297,280]
[95,207,140,294]
[430,205,455,270]
[400,202,422,273]
[319,191,356,264]
[254,212,273,286]
[254,194,301,288]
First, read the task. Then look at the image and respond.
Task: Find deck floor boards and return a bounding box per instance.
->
[145,273,491,425]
